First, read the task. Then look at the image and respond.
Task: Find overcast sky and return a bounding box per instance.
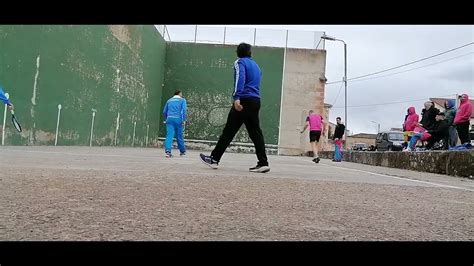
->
[158,25,474,134]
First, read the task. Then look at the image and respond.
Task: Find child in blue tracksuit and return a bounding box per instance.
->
[0,86,14,110]
[162,90,187,157]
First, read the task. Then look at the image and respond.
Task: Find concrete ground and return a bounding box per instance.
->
[0,146,473,241]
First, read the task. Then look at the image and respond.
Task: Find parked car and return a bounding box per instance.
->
[375,131,404,151]
[352,143,368,151]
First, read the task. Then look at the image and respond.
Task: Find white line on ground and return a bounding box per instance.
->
[289,156,474,192]
[5,165,150,172]
[3,148,473,192]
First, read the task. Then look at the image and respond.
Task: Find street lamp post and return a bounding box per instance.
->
[321,34,348,149]
[371,121,380,133]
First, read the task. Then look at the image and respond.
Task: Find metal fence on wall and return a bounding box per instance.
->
[155,25,326,50]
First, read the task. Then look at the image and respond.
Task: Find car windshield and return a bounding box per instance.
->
[389,133,404,141]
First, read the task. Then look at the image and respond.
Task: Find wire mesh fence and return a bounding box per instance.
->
[155,25,326,50]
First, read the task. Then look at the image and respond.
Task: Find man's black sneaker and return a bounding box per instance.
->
[199,153,219,169]
[249,165,270,173]
[312,157,320,163]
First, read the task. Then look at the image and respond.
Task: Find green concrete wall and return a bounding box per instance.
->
[0,25,166,146]
[0,27,286,147]
[161,42,284,145]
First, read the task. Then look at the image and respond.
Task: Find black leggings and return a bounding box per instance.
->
[456,122,471,144]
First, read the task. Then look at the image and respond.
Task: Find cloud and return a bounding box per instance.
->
[433,58,474,83]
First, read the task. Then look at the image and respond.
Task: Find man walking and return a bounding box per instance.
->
[200,43,270,173]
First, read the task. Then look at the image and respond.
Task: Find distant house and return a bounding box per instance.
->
[346,133,377,148]
[430,97,474,126]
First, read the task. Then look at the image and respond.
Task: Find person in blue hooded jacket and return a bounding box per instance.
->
[199,42,270,173]
[0,86,14,111]
[162,90,187,157]
[444,99,457,147]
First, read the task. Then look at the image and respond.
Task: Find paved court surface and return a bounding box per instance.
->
[1,146,473,240]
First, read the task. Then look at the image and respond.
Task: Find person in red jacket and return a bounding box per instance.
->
[402,106,419,146]
[453,94,472,144]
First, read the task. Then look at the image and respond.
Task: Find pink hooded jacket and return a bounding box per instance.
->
[403,106,419,131]
[454,94,472,125]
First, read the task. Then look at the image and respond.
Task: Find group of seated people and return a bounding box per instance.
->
[403,112,449,151]
[402,101,451,151]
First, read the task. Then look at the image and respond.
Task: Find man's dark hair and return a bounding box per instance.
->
[336,117,341,120]
[174,90,181,95]
[237,43,252,58]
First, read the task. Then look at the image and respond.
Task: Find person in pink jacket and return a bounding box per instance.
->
[453,94,472,144]
[402,106,419,144]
